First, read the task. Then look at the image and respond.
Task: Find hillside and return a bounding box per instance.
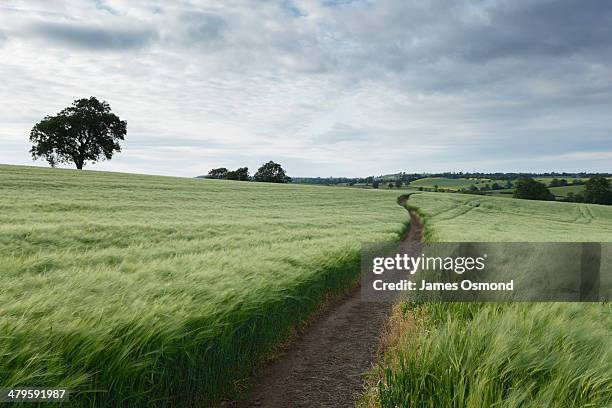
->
[408,177,492,191]
[408,192,612,241]
[0,164,407,406]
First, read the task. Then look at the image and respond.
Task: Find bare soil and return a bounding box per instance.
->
[234,205,423,408]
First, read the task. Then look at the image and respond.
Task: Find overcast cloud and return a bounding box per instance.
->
[1,0,611,177]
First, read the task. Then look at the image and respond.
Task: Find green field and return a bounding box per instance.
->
[408,177,492,191]
[0,165,407,406]
[548,184,587,198]
[367,193,612,407]
[3,166,611,407]
[409,193,612,241]
[409,177,610,197]
[533,177,591,184]
[491,184,587,199]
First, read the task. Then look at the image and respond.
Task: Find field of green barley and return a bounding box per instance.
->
[0,164,408,406]
[367,193,612,407]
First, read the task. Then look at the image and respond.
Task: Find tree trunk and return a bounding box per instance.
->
[75,161,83,170]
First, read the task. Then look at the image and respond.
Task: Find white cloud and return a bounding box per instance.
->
[0,0,611,177]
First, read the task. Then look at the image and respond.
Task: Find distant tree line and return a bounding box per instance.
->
[456,176,611,205]
[223,167,611,205]
[412,171,611,180]
[291,177,366,185]
[561,176,612,205]
[292,172,419,188]
[454,181,512,194]
[207,167,250,181]
[203,161,291,183]
[292,172,610,189]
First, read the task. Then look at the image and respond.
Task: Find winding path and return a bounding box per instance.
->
[234,200,423,407]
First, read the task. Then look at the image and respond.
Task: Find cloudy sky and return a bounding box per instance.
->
[1,0,611,177]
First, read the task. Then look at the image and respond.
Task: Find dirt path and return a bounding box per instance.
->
[234,201,423,408]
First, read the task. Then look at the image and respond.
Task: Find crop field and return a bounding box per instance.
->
[411,177,611,196]
[0,165,407,406]
[408,177,491,191]
[408,193,612,241]
[490,184,587,199]
[367,193,612,407]
[533,177,592,184]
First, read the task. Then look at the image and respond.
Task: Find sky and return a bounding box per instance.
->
[0,0,611,177]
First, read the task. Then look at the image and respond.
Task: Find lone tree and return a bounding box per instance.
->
[30,97,126,169]
[513,177,555,201]
[583,176,612,205]
[254,161,291,183]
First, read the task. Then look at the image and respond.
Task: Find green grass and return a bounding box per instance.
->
[408,193,612,241]
[490,184,587,199]
[370,193,612,407]
[0,164,407,406]
[532,177,591,185]
[408,177,492,191]
[548,184,587,198]
[378,302,611,408]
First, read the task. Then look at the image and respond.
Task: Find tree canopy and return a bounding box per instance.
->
[226,167,250,181]
[208,168,229,179]
[584,176,612,205]
[254,161,291,183]
[513,177,555,201]
[29,97,126,169]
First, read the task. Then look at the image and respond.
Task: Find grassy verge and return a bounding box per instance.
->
[363,193,612,407]
[376,302,611,407]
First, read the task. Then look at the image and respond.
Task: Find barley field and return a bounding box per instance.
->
[0,164,407,406]
[368,193,612,408]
